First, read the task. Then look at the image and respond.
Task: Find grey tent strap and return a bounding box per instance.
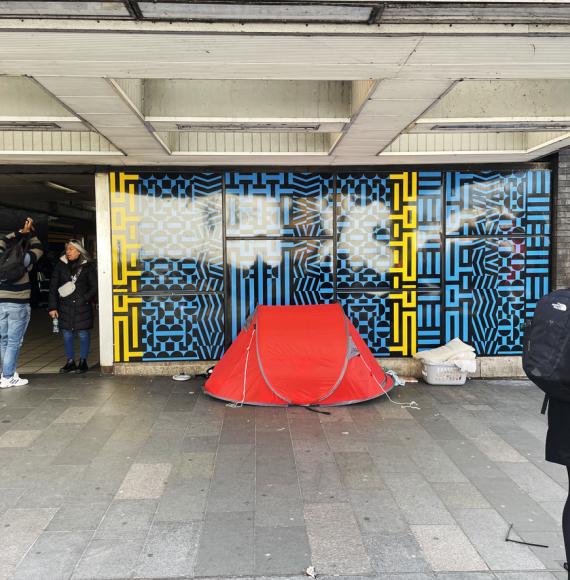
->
[226,329,256,409]
[303,406,331,416]
[359,357,420,410]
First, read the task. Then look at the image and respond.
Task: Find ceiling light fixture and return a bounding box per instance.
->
[431,122,570,132]
[0,122,62,130]
[176,122,321,132]
[45,181,79,195]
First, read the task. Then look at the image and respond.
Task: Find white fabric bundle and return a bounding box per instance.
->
[414,338,477,373]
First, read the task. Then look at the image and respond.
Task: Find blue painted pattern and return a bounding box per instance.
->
[446,169,551,237]
[225,172,333,237]
[111,167,552,361]
[141,294,224,360]
[226,239,334,339]
[336,171,442,289]
[138,173,224,293]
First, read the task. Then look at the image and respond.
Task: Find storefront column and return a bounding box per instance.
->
[95,172,114,371]
[556,149,570,289]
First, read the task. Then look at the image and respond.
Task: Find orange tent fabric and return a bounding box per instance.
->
[204,304,395,406]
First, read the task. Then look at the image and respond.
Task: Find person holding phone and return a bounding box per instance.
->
[48,239,97,374]
[0,218,43,388]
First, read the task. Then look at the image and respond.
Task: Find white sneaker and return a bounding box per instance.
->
[0,375,28,389]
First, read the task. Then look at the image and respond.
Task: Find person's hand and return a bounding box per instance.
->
[21,217,34,234]
[48,310,58,319]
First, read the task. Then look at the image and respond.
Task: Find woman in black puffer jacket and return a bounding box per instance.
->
[48,240,97,374]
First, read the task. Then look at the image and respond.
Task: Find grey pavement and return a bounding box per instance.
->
[0,373,567,579]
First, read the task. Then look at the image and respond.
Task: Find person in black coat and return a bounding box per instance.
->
[546,398,570,578]
[48,240,97,373]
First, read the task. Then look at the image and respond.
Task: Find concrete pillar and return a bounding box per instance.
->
[95,172,114,372]
[556,149,570,289]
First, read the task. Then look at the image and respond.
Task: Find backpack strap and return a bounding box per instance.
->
[70,266,83,284]
[541,394,549,415]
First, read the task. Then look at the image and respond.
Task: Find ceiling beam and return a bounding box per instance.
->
[32,76,169,158]
[123,0,143,20]
[368,3,385,24]
[332,79,456,158]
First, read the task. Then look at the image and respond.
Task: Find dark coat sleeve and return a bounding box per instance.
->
[48,263,62,311]
[83,264,98,303]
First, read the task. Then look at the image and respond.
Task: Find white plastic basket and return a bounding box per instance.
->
[421,361,467,385]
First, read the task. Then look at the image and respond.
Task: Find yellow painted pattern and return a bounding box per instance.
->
[110,172,143,362]
[389,172,418,356]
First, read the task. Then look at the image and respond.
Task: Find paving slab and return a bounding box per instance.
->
[411,524,488,572]
[471,476,559,533]
[295,457,348,503]
[494,573,560,579]
[0,429,42,447]
[54,406,100,424]
[348,488,408,534]
[364,532,432,574]
[0,507,58,580]
[472,431,529,463]
[154,477,210,522]
[334,451,386,489]
[431,482,491,512]
[520,530,567,570]
[406,442,469,483]
[133,521,201,578]
[497,462,567,502]
[255,482,304,527]
[454,508,546,571]
[46,501,111,531]
[11,530,93,580]
[304,502,372,575]
[115,462,172,499]
[194,511,254,576]
[94,499,157,540]
[383,472,455,525]
[254,525,311,576]
[71,537,146,580]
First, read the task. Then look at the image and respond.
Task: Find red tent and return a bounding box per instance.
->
[204,304,396,406]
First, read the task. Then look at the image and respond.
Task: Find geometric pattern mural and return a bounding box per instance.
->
[337,170,442,290]
[138,173,224,293]
[226,238,334,340]
[446,169,551,237]
[445,236,550,355]
[110,167,552,362]
[225,171,333,237]
[110,172,224,362]
[140,294,224,361]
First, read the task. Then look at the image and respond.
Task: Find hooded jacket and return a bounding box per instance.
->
[48,255,98,331]
[0,231,43,303]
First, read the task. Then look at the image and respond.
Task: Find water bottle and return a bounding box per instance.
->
[52,317,59,334]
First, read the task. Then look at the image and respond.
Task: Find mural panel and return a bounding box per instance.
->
[140,294,224,361]
[110,172,224,362]
[338,290,442,357]
[110,166,552,363]
[226,239,334,340]
[446,169,551,237]
[337,171,442,290]
[445,236,550,354]
[225,171,333,237]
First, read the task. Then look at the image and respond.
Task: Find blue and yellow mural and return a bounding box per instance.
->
[110,167,551,363]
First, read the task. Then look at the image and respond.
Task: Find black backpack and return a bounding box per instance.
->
[0,238,27,285]
[522,288,570,409]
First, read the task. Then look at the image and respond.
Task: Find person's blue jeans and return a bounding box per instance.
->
[62,329,91,361]
[0,302,31,379]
